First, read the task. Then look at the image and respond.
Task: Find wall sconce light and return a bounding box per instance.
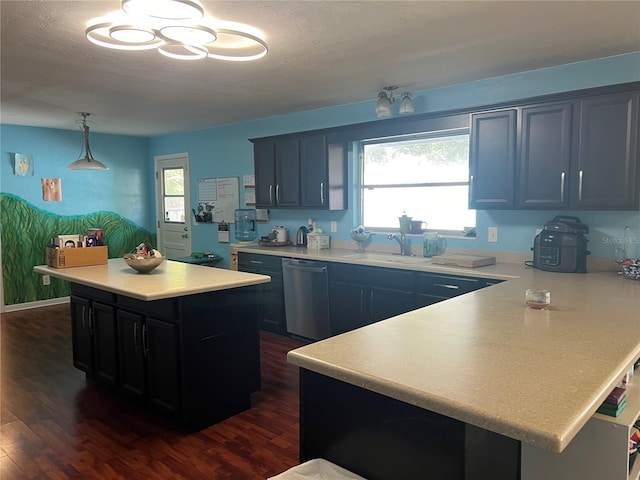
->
[67,113,109,171]
[375,86,415,118]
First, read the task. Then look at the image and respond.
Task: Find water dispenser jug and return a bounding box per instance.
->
[234,209,257,243]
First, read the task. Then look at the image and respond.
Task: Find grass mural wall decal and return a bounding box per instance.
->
[1,193,156,305]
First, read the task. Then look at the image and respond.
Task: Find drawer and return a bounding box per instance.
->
[416,273,482,296]
[70,283,116,304]
[118,295,177,322]
[238,253,283,271]
[330,263,414,291]
[367,267,414,290]
[329,263,370,283]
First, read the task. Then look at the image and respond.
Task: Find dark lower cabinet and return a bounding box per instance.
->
[117,310,181,416]
[329,264,417,335]
[238,253,286,335]
[70,293,118,387]
[300,369,519,480]
[117,310,146,400]
[70,283,260,430]
[329,280,367,335]
[415,272,496,308]
[329,262,503,335]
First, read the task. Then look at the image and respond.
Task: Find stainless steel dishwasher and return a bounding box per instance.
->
[282,258,331,341]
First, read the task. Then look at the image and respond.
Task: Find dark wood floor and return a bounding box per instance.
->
[1,304,306,479]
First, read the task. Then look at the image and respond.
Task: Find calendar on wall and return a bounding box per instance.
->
[196,177,240,223]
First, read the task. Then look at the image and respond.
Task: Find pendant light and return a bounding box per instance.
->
[375,86,415,118]
[375,86,396,118]
[67,113,109,171]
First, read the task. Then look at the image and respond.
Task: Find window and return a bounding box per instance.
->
[360,130,475,233]
[162,167,185,222]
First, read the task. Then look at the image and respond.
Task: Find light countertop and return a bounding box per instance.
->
[237,245,640,453]
[34,258,270,301]
[233,243,525,280]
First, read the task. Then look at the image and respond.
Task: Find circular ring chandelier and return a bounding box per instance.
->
[85,0,268,61]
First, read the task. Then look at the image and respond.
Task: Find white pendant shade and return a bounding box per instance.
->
[67,114,109,171]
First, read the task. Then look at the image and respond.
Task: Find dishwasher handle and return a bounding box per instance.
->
[282,259,327,274]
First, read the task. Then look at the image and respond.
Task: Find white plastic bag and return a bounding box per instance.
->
[268,458,367,480]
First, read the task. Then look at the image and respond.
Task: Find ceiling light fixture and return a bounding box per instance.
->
[122,0,204,21]
[375,86,415,118]
[85,0,268,61]
[67,113,109,171]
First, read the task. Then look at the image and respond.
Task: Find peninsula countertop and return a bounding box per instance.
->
[283,254,640,453]
[34,258,270,301]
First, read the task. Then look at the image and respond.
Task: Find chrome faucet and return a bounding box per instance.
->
[387,233,410,256]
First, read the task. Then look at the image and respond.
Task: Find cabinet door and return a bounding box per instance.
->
[469,109,517,209]
[146,317,181,416]
[369,287,416,323]
[238,254,286,335]
[254,142,276,207]
[70,295,93,374]
[258,269,286,335]
[275,138,300,207]
[92,302,118,386]
[517,103,573,209]
[572,92,639,209]
[300,134,328,208]
[117,310,146,400]
[329,281,367,335]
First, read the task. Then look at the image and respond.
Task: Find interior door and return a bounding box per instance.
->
[155,153,191,259]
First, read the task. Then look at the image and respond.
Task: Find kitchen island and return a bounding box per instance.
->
[34,258,270,430]
[286,260,640,480]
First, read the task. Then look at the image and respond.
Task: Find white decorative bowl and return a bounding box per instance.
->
[123,253,165,273]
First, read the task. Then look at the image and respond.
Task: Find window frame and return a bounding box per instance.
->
[357,127,475,236]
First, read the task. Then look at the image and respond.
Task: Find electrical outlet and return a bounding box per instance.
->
[488,227,498,243]
[330,221,337,233]
[42,275,51,286]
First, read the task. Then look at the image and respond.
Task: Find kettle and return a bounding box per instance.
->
[296,226,308,246]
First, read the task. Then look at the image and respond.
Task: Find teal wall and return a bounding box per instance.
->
[2,52,640,305]
[0,124,152,228]
[149,52,640,261]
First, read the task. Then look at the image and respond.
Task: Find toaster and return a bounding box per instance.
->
[532,216,590,273]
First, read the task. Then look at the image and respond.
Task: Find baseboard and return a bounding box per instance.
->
[2,296,70,313]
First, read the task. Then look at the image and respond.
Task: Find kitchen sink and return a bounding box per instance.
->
[377,256,428,265]
[340,252,430,266]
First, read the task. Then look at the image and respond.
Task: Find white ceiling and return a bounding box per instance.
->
[1,1,639,137]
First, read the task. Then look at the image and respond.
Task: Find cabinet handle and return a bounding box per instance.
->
[560,172,565,203]
[88,308,94,335]
[142,324,149,357]
[276,184,280,203]
[433,283,460,290]
[320,182,325,204]
[469,175,474,201]
[81,305,87,330]
[133,322,140,354]
[269,184,273,204]
[250,260,264,265]
[578,170,584,201]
